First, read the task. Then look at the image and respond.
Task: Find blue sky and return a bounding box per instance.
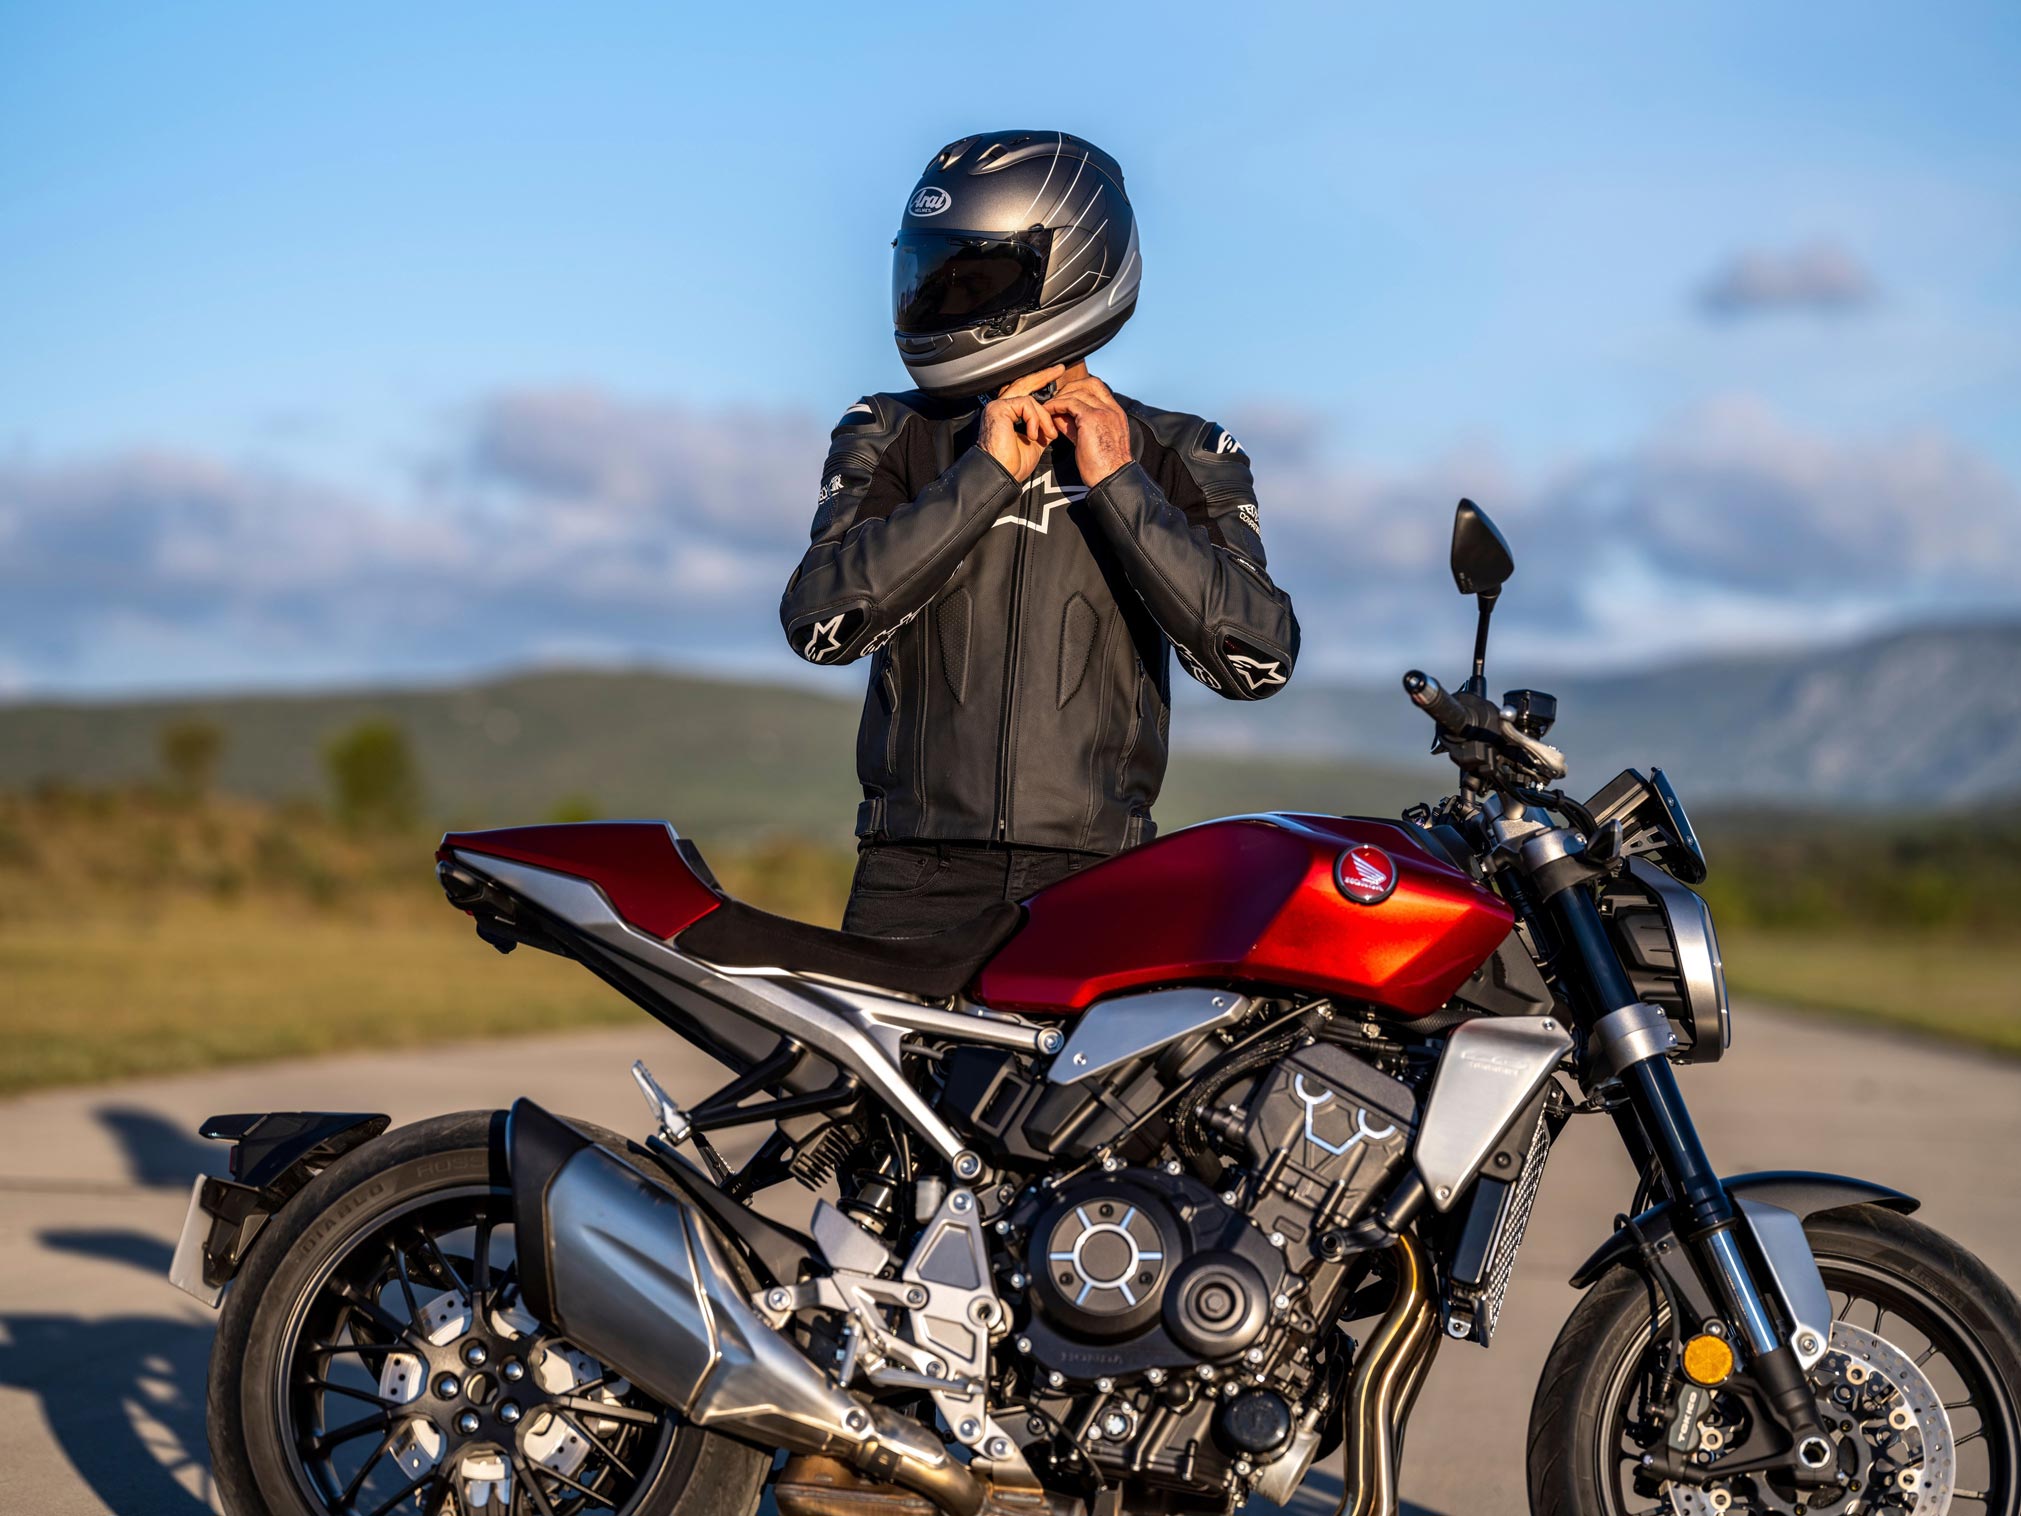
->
[2,2,2018,693]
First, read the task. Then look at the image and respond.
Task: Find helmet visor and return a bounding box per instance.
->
[893,231,1051,336]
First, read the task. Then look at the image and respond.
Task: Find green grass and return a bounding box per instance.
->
[2,783,2017,1095]
[0,904,636,1094]
[1722,927,2021,1055]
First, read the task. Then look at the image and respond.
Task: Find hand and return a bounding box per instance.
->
[1044,374,1132,483]
[979,365,1065,482]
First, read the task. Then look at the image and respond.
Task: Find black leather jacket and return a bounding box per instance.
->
[780,390,1300,853]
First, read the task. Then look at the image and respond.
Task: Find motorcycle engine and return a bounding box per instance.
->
[1004,1040,1421,1497]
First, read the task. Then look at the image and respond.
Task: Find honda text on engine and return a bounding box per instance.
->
[177,501,2021,1516]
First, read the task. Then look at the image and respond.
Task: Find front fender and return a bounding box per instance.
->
[1569,1170,1919,1289]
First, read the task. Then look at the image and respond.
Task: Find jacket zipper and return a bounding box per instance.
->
[993,473,1034,839]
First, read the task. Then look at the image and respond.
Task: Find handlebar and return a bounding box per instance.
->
[1400,669,1569,784]
[1401,670,1472,737]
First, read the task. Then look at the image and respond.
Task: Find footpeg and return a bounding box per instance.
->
[631,1060,691,1142]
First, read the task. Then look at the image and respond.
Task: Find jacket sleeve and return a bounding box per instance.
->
[1085,419,1300,700]
[780,397,1020,666]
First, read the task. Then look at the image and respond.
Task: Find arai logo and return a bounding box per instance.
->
[910,185,952,217]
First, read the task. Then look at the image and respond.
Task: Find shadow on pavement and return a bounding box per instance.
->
[2,1224,215,1514]
[42,1228,178,1277]
[1247,1464,1450,1516]
[0,1304,217,1514]
[94,1104,225,1190]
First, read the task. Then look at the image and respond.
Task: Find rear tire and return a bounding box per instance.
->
[207,1109,771,1516]
[1527,1204,2021,1516]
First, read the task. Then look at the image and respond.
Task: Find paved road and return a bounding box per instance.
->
[2,1006,2017,1516]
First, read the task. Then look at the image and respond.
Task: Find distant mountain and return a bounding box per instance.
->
[0,668,1431,842]
[2,623,2008,836]
[1177,621,2021,808]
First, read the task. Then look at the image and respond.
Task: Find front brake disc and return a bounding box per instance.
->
[1665,1319,1956,1516]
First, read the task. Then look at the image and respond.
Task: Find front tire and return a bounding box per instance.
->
[207,1110,771,1516]
[1528,1205,2021,1516]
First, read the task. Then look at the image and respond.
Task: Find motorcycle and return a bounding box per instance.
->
[175,500,2021,1516]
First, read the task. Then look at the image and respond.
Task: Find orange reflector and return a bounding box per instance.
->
[1683,1332,1736,1386]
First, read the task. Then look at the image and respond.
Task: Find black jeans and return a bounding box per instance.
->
[841,840,1106,938]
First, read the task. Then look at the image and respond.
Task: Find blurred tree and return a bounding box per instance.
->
[159,719,225,800]
[324,720,421,830]
[546,794,601,824]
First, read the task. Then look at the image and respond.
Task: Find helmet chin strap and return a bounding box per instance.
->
[1031,358,1089,403]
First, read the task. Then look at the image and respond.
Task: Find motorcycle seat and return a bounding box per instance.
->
[673,898,1024,1001]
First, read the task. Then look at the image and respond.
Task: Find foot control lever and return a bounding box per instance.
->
[632,1060,692,1143]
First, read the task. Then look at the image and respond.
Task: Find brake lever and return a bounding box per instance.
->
[1404,670,1568,782]
[1497,721,1568,782]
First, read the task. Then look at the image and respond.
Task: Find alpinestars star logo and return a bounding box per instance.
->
[1335,844,1399,905]
[992,465,1087,534]
[1227,652,1287,693]
[802,614,846,662]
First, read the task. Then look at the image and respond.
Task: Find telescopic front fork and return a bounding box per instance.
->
[1547,885,1836,1477]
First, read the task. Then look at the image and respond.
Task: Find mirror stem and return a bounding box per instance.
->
[1465,592,1497,697]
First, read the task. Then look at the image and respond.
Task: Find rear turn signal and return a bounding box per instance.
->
[1682,1331,1736,1387]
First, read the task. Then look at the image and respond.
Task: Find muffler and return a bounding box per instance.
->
[508,1101,987,1516]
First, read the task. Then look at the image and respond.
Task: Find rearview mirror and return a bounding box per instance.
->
[1450,499,1515,601]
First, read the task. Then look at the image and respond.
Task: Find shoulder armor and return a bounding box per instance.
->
[1119,397,1248,463]
[1119,396,1255,515]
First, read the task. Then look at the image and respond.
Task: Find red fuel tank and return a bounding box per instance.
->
[973,814,1512,1016]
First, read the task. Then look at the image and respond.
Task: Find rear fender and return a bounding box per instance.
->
[170,1111,390,1302]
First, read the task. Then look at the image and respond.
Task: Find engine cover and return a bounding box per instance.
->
[1031,1176,1175,1338]
[1236,1042,1417,1267]
[1021,1169,1284,1383]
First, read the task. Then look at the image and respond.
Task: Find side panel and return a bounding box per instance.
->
[974,815,1514,1015]
[437,821,720,940]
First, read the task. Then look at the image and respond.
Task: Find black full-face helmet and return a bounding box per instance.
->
[892,131,1140,399]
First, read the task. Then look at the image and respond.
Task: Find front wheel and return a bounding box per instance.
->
[207,1109,771,1516]
[1528,1205,2021,1516]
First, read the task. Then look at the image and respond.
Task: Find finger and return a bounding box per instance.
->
[1013,394,1059,443]
[999,364,1067,399]
[1053,378,1120,413]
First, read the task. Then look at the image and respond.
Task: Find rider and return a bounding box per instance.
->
[780,131,1301,937]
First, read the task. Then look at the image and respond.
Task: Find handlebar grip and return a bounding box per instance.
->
[1402,670,1473,736]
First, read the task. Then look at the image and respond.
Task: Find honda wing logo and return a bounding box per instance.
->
[910,186,952,217]
[1227,652,1286,693]
[1335,844,1398,905]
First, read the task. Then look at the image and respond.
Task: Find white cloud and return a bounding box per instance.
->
[1696,242,1877,320]
[2,386,2016,692]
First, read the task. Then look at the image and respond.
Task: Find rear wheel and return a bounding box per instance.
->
[1528,1205,2021,1516]
[207,1110,771,1516]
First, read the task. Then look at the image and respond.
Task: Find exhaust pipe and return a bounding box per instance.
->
[508,1102,988,1516]
[1333,1233,1442,1516]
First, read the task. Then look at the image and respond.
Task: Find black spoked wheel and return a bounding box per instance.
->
[209,1111,769,1516]
[281,1185,671,1514]
[1530,1205,2021,1516]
